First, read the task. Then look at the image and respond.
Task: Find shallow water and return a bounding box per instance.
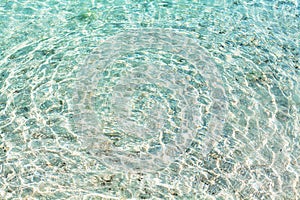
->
[0,0,299,199]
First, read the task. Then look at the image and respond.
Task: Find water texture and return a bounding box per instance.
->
[74,28,227,172]
[0,0,299,199]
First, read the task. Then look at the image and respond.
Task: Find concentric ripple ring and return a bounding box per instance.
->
[73,28,228,172]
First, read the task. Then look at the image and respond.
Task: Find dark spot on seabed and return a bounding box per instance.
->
[0,70,9,80]
[41,49,55,56]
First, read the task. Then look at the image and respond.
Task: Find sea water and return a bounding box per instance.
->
[0,0,299,199]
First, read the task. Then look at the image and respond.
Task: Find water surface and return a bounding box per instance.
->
[0,0,299,199]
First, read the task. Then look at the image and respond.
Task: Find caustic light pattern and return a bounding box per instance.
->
[73,29,228,172]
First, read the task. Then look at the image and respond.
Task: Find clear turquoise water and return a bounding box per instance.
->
[0,0,299,199]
